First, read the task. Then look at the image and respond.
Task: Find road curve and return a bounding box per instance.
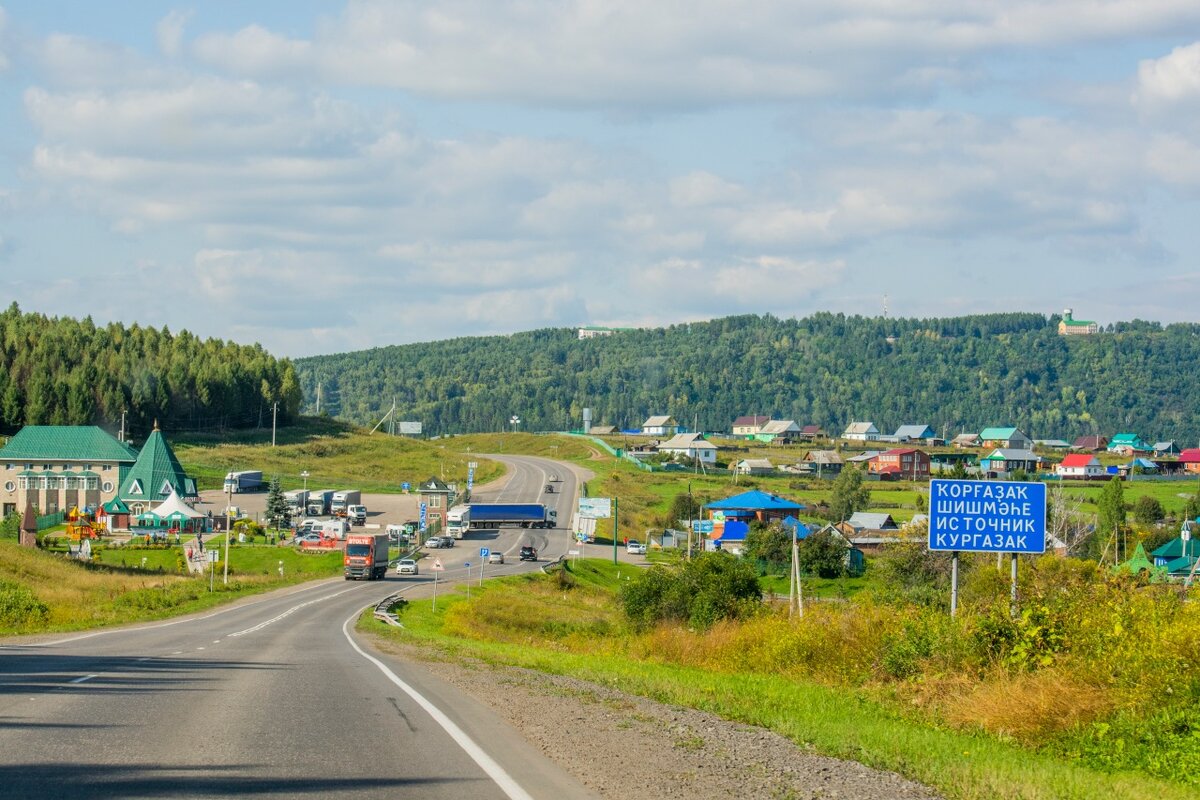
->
[0,455,594,800]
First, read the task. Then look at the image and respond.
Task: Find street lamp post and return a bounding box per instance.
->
[301,470,309,491]
[510,415,520,433]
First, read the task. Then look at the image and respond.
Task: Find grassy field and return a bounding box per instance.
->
[172,417,508,493]
[361,559,1191,800]
[0,539,343,635]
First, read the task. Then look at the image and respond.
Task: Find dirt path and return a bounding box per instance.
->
[373,640,940,800]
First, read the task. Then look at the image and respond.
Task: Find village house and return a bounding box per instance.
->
[980,448,1043,476]
[799,449,843,477]
[732,458,774,476]
[118,422,199,518]
[731,415,770,436]
[797,424,826,441]
[1153,441,1181,457]
[979,427,1032,450]
[842,421,880,442]
[868,448,931,480]
[1055,453,1105,480]
[753,420,802,443]
[1072,435,1108,451]
[1180,449,1200,474]
[704,489,805,525]
[657,432,718,465]
[893,425,936,443]
[641,415,679,437]
[951,433,980,448]
[1107,433,1151,455]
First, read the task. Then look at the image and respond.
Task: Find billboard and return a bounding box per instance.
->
[928,479,1046,554]
[398,421,422,435]
[578,497,612,519]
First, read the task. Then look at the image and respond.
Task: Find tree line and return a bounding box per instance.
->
[295,311,1200,442]
[0,304,302,438]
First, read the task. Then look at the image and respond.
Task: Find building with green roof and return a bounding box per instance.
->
[1058,308,1099,336]
[118,422,198,515]
[0,425,137,518]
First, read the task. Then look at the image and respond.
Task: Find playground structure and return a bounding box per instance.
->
[65,506,102,542]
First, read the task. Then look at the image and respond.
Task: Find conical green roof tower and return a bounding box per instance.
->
[118,421,198,507]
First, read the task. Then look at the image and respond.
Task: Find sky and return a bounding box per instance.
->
[2,2,1200,357]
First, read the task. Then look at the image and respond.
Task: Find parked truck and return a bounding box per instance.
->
[331,489,361,516]
[466,503,557,529]
[344,532,389,580]
[223,470,264,494]
[284,489,309,516]
[306,489,334,516]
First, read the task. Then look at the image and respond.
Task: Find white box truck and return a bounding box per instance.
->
[331,490,361,516]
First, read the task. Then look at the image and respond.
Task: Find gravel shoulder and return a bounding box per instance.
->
[370,638,941,800]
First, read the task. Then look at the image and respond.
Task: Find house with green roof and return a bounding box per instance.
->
[1107,433,1151,454]
[979,427,1032,450]
[0,425,137,518]
[118,422,198,516]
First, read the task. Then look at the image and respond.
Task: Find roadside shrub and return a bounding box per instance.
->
[114,583,204,612]
[621,552,761,630]
[0,580,50,628]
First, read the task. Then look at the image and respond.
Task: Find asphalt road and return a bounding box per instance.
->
[0,456,595,800]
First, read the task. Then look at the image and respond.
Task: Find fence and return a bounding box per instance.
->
[36,511,65,531]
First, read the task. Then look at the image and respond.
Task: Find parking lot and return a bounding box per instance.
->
[196,489,423,529]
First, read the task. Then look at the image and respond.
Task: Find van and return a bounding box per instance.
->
[385,523,410,544]
[318,518,351,539]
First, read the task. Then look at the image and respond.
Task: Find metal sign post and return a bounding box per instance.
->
[431,558,444,612]
[929,479,1046,618]
[465,563,471,600]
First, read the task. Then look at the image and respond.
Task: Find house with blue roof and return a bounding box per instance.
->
[704,489,805,524]
[1108,433,1151,454]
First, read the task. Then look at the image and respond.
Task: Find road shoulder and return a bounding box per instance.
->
[367,637,940,800]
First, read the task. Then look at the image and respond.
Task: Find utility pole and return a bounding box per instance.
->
[272,402,278,447]
[119,410,126,443]
[316,383,321,415]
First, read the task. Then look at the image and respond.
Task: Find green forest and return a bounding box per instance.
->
[295,312,1200,441]
[0,304,302,438]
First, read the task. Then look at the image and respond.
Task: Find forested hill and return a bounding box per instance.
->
[0,304,302,438]
[295,312,1200,442]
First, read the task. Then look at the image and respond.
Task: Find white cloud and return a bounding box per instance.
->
[1135,41,1200,112]
[185,1,1200,108]
[192,24,313,78]
[156,10,192,58]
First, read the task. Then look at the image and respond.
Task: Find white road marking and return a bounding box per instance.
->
[196,647,206,651]
[136,657,152,662]
[341,609,534,800]
[212,640,221,644]
[171,651,183,655]
[227,587,356,638]
[69,674,98,684]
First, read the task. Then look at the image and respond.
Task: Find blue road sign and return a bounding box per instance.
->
[419,502,428,532]
[480,547,490,558]
[467,467,475,493]
[929,479,1046,554]
[401,482,411,491]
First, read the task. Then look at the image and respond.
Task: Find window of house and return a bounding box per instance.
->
[102,481,114,493]
[3,481,13,492]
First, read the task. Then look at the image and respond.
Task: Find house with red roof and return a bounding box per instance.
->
[731,415,770,436]
[868,448,930,480]
[1180,449,1200,475]
[1055,453,1105,479]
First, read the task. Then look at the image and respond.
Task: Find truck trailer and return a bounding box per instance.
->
[284,489,309,515]
[306,490,334,516]
[466,503,557,529]
[331,489,361,515]
[344,532,389,580]
[223,470,264,493]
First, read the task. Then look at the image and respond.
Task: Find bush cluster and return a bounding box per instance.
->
[620,552,762,630]
[0,580,50,628]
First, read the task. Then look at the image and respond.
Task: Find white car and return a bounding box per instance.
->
[626,541,647,555]
[395,558,419,575]
[488,551,505,564]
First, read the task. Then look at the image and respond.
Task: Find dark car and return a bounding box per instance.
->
[519,545,538,562]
